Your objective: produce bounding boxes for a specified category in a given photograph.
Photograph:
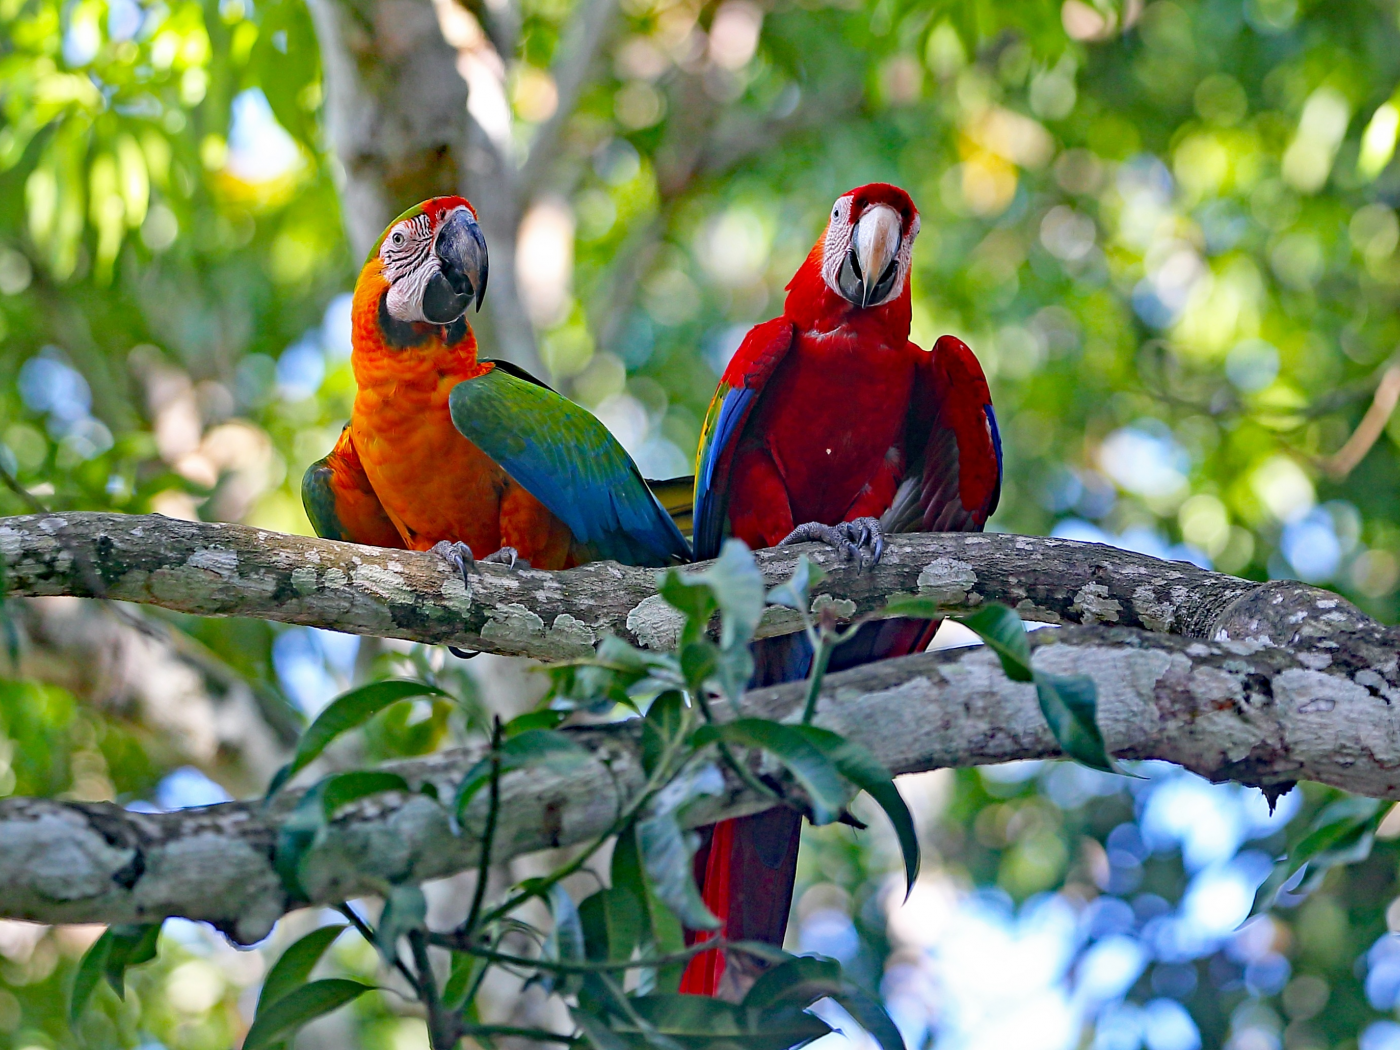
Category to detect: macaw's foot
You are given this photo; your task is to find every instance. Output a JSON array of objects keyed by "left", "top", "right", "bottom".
[
  {"left": 779, "top": 516, "right": 884, "bottom": 569},
  {"left": 480, "top": 546, "right": 530, "bottom": 569},
  {"left": 431, "top": 540, "right": 477, "bottom": 587},
  {"left": 431, "top": 541, "right": 481, "bottom": 660}
]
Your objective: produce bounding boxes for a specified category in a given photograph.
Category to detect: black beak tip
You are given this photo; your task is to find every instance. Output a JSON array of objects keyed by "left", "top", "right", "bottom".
[{"left": 434, "top": 209, "right": 489, "bottom": 310}]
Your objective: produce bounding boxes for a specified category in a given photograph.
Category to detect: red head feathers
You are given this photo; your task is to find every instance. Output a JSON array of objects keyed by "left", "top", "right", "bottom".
[
  {"left": 370, "top": 195, "right": 489, "bottom": 324},
  {"left": 783, "top": 182, "right": 921, "bottom": 336}
]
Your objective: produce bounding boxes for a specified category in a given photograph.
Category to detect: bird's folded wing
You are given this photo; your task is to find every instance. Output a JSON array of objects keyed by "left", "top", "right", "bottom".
[
  {"left": 692, "top": 318, "right": 795, "bottom": 560},
  {"left": 884, "top": 334, "right": 1002, "bottom": 535},
  {"left": 449, "top": 362, "right": 691, "bottom": 567}
]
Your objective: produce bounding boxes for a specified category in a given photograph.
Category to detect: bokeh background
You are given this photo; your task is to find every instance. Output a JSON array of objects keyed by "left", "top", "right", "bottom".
[{"left": 3, "top": 0, "right": 1400, "bottom": 1046}]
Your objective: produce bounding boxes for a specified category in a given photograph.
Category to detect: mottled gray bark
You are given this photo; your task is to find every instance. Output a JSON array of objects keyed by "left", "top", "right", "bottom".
[
  {"left": 2, "top": 510, "right": 1400, "bottom": 934},
  {"left": 2, "top": 511, "right": 1282, "bottom": 658}
]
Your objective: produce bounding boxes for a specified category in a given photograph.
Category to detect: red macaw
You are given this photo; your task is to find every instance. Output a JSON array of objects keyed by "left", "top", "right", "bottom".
[
  {"left": 681, "top": 183, "right": 1002, "bottom": 998},
  {"left": 302, "top": 196, "right": 690, "bottom": 576}
]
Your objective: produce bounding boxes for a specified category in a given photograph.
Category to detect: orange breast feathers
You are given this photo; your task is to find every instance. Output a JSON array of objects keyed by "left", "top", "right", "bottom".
[
  {"left": 346, "top": 259, "right": 576, "bottom": 568},
  {"left": 320, "top": 426, "right": 407, "bottom": 549}
]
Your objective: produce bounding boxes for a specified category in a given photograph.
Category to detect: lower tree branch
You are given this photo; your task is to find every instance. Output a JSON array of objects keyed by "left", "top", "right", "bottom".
[{"left": 2, "top": 596, "right": 1398, "bottom": 935}]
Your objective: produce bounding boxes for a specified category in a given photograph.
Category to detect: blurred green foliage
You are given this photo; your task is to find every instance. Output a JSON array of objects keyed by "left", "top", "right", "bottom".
[{"left": 3, "top": 0, "right": 1400, "bottom": 1044}]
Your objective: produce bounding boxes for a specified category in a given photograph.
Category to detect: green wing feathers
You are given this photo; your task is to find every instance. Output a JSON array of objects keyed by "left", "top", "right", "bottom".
[{"left": 448, "top": 363, "right": 691, "bottom": 567}]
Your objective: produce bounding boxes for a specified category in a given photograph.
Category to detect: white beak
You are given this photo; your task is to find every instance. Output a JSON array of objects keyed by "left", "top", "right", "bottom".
[{"left": 854, "top": 204, "right": 902, "bottom": 291}]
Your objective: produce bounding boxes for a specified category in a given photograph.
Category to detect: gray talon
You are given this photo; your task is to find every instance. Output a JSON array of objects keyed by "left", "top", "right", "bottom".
[
  {"left": 778, "top": 517, "right": 884, "bottom": 570},
  {"left": 481, "top": 546, "right": 528, "bottom": 569},
  {"left": 431, "top": 539, "right": 477, "bottom": 587},
  {"left": 432, "top": 541, "right": 482, "bottom": 659}
]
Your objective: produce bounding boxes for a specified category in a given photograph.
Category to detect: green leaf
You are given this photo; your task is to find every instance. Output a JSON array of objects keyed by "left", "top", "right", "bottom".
[
  {"left": 658, "top": 571, "right": 719, "bottom": 646},
  {"left": 551, "top": 884, "right": 587, "bottom": 962},
  {"left": 70, "top": 922, "right": 169, "bottom": 1019},
  {"left": 742, "top": 955, "right": 842, "bottom": 1010},
  {"left": 637, "top": 765, "right": 725, "bottom": 931},
  {"left": 273, "top": 785, "right": 332, "bottom": 899},
  {"left": 1252, "top": 797, "right": 1385, "bottom": 915},
  {"left": 579, "top": 886, "right": 646, "bottom": 964},
  {"left": 693, "top": 719, "right": 848, "bottom": 825},
  {"left": 250, "top": 0, "right": 321, "bottom": 147},
  {"left": 827, "top": 982, "right": 906, "bottom": 1050},
  {"left": 377, "top": 884, "right": 427, "bottom": 967},
  {"left": 642, "top": 691, "right": 688, "bottom": 777},
  {"left": 544, "top": 884, "right": 587, "bottom": 996},
  {"left": 70, "top": 928, "right": 114, "bottom": 1022},
  {"left": 505, "top": 709, "right": 568, "bottom": 736},
  {"left": 1034, "top": 673, "right": 1115, "bottom": 773},
  {"left": 766, "top": 556, "right": 826, "bottom": 611},
  {"left": 455, "top": 728, "right": 591, "bottom": 817},
  {"left": 572, "top": 1007, "right": 634, "bottom": 1050},
  {"left": 787, "top": 725, "right": 920, "bottom": 895},
  {"left": 242, "top": 979, "right": 375, "bottom": 1050},
  {"left": 257, "top": 925, "right": 346, "bottom": 1015},
  {"left": 741, "top": 956, "right": 905, "bottom": 1050},
  {"left": 443, "top": 950, "right": 485, "bottom": 1011},
  {"left": 318, "top": 771, "right": 411, "bottom": 820},
  {"left": 644, "top": 884, "right": 687, "bottom": 995},
  {"left": 954, "top": 604, "right": 1034, "bottom": 682},
  {"left": 104, "top": 923, "right": 162, "bottom": 998},
  {"left": 660, "top": 540, "right": 765, "bottom": 651},
  {"left": 611, "top": 824, "right": 651, "bottom": 928},
  {"left": 678, "top": 641, "right": 718, "bottom": 698},
  {"left": 267, "top": 680, "right": 448, "bottom": 796},
  {"left": 879, "top": 596, "right": 948, "bottom": 617},
  {"left": 696, "top": 540, "right": 767, "bottom": 650},
  {"left": 548, "top": 637, "right": 683, "bottom": 711},
  {"left": 712, "top": 640, "right": 756, "bottom": 707},
  {"left": 616, "top": 993, "right": 832, "bottom": 1050},
  {"left": 897, "top": 603, "right": 1115, "bottom": 774}
]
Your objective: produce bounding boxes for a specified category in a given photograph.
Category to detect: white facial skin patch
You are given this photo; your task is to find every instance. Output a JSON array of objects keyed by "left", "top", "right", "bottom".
[
  {"left": 819, "top": 194, "right": 920, "bottom": 308},
  {"left": 380, "top": 211, "right": 441, "bottom": 323}
]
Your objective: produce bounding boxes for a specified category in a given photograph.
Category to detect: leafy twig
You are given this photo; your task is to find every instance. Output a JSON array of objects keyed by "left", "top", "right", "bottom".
[
  {"left": 459, "top": 717, "right": 504, "bottom": 942},
  {"left": 472, "top": 701, "right": 696, "bottom": 929},
  {"left": 336, "top": 903, "right": 421, "bottom": 993}
]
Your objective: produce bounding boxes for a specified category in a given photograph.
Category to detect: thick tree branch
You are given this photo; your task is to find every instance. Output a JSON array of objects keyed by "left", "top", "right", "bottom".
[
  {"left": 1, "top": 511, "right": 1271, "bottom": 659},
  {"left": 2, "top": 600, "right": 1398, "bottom": 936}
]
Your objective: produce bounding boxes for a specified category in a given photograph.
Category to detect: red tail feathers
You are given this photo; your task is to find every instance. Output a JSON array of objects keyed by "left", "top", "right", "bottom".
[{"left": 680, "top": 818, "right": 735, "bottom": 995}]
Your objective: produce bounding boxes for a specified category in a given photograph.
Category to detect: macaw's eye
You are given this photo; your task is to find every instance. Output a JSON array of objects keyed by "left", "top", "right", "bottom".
[{"left": 391, "top": 231, "right": 406, "bottom": 246}]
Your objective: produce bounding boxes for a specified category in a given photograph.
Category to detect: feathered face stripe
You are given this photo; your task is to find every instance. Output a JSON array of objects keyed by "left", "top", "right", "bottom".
[{"left": 381, "top": 211, "right": 444, "bottom": 323}]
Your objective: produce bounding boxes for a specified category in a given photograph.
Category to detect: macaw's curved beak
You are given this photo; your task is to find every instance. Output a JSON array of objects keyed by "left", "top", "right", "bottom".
[
  {"left": 837, "top": 204, "right": 902, "bottom": 308},
  {"left": 422, "top": 208, "right": 489, "bottom": 323}
]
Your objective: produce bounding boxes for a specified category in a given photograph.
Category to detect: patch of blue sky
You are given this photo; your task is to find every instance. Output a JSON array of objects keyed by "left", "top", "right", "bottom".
[
  {"left": 273, "top": 626, "right": 358, "bottom": 714},
  {"left": 225, "top": 89, "right": 302, "bottom": 184}
]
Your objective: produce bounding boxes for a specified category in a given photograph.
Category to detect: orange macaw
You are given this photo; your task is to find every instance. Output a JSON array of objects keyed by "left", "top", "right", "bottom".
[{"left": 303, "top": 197, "right": 689, "bottom": 575}]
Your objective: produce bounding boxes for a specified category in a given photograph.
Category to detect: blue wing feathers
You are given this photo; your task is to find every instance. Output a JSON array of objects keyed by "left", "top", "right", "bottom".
[
  {"left": 691, "top": 320, "right": 794, "bottom": 562},
  {"left": 692, "top": 386, "right": 754, "bottom": 561},
  {"left": 984, "top": 403, "right": 1003, "bottom": 517}
]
